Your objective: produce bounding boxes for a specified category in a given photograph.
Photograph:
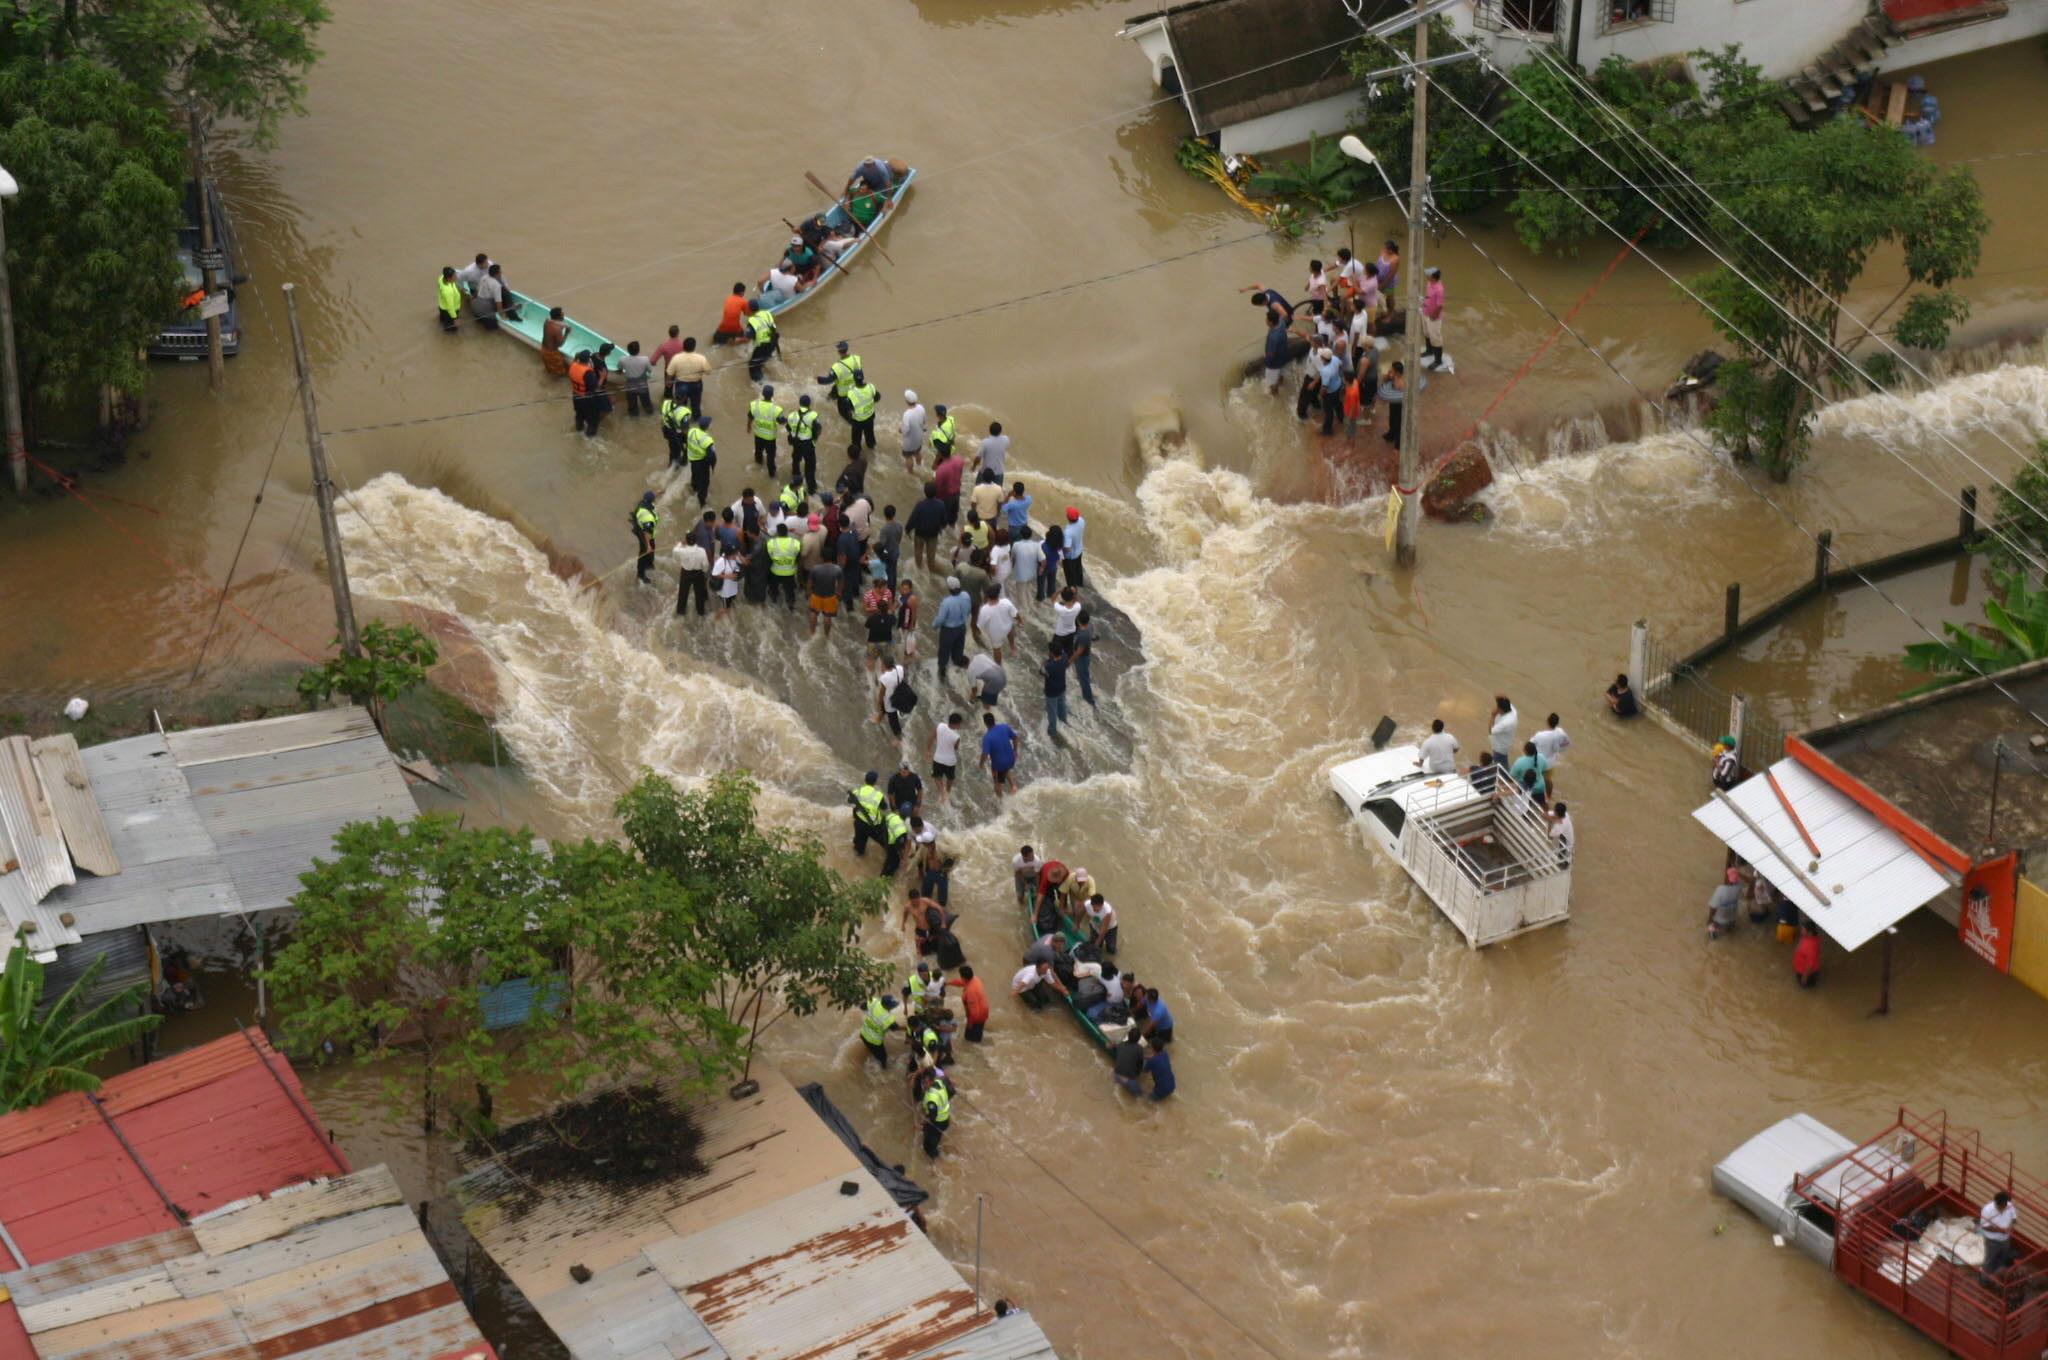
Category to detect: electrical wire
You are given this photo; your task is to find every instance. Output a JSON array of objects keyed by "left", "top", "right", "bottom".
[
  {"left": 189, "top": 395, "right": 300, "bottom": 683},
  {"left": 1420, "top": 71, "right": 2048, "bottom": 583}
]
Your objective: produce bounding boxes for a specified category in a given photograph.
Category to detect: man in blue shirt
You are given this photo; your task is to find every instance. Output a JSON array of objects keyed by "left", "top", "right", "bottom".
[
  {"left": 980, "top": 711, "right": 1021, "bottom": 800},
  {"left": 1061, "top": 508, "right": 1086, "bottom": 590},
  {"left": 933, "top": 577, "right": 972, "bottom": 683},
  {"left": 1003, "top": 483, "right": 1033, "bottom": 534},
  {"left": 1261, "top": 312, "right": 1292, "bottom": 392},
  {"left": 1138, "top": 987, "right": 1174, "bottom": 1045},
  {"left": 1317, "top": 348, "right": 1345, "bottom": 437},
  {"left": 1115, "top": 1034, "right": 1176, "bottom": 1101}
]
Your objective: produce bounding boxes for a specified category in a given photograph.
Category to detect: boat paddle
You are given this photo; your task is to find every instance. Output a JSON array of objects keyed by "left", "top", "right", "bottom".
[
  {"left": 782, "top": 216, "right": 858, "bottom": 291},
  {"left": 805, "top": 169, "right": 897, "bottom": 267}
]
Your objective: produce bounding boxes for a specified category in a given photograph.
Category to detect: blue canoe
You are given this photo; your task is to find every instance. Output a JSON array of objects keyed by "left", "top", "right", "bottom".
[
  {"left": 491, "top": 286, "right": 628, "bottom": 373},
  {"left": 759, "top": 167, "right": 916, "bottom": 318}
]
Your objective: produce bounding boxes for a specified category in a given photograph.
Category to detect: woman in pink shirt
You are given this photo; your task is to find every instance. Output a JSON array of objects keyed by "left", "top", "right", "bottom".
[{"left": 1420, "top": 266, "right": 1446, "bottom": 370}]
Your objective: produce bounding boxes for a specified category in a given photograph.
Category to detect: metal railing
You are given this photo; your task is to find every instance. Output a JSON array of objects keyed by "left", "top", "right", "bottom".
[
  {"left": 1597, "top": 0, "right": 1675, "bottom": 35},
  {"left": 1639, "top": 625, "right": 1785, "bottom": 780},
  {"left": 1405, "top": 779, "right": 1560, "bottom": 893}
]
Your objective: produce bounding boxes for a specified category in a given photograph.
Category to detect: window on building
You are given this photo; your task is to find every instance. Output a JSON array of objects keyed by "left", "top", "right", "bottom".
[
  {"left": 1599, "top": 0, "right": 1675, "bottom": 33},
  {"left": 1471, "top": 0, "right": 1560, "bottom": 33}
]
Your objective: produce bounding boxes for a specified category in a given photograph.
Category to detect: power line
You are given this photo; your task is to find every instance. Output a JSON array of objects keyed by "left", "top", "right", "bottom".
[
  {"left": 189, "top": 395, "right": 300, "bottom": 683},
  {"left": 1422, "top": 71, "right": 2048, "bottom": 583}
]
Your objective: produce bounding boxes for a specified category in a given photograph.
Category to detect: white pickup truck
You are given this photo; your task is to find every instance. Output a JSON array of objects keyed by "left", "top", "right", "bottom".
[
  {"left": 1713, "top": 1114, "right": 1913, "bottom": 1268},
  {"left": 1329, "top": 745, "right": 1571, "bottom": 947}
]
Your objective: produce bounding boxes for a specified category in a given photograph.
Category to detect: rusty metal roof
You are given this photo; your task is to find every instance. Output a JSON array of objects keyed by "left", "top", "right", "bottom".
[
  {"left": 451, "top": 1066, "right": 1057, "bottom": 1360},
  {"left": 0, "top": 1165, "right": 494, "bottom": 1360}
]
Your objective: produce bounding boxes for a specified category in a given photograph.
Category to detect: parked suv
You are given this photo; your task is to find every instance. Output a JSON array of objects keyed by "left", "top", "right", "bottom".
[{"left": 149, "top": 180, "right": 242, "bottom": 359}]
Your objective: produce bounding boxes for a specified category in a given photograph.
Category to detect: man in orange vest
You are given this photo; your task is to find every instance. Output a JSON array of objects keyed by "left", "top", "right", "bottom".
[{"left": 569, "top": 350, "right": 608, "bottom": 437}]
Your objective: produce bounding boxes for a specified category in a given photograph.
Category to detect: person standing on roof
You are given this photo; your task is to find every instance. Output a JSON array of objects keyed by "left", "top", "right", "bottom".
[
  {"left": 436, "top": 266, "right": 463, "bottom": 332},
  {"left": 685, "top": 415, "right": 717, "bottom": 507},
  {"left": 899, "top": 390, "right": 926, "bottom": 471},
  {"left": 748, "top": 385, "right": 786, "bottom": 478},
  {"left": 630, "top": 492, "right": 658, "bottom": 586},
  {"left": 713, "top": 282, "right": 748, "bottom": 345},
  {"left": 857, "top": 994, "right": 904, "bottom": 1068},
  {"left": 743, "top": 300, "right": 779, "bottom": 381},
  {"left": 845, "top": 368, "right": 880, "bottom": 457},
  {"left": 817, "top": 339, "right": 864, "bottom": 423},
  {"left": 1416, "top": 718, "right": 1459, "bottom": 775}
]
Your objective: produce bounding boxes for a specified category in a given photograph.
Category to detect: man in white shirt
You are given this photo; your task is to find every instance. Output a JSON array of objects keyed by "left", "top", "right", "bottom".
[
  {"left": 1547, "top": 803, "right": 1575, "bottom": 866},
  {"left": 455, "top": 253, "right": 491, "bottom": 291},
  {"left": 1416, "top": 718, "right": 1460, "bottom": 775},
  {"left": 976, "top": 423, "right": 1011, "bottom": 481},
  {"left": 1531, "top": 712, "right": 1570, "bottom": 792},
  {"left": 875, "top": 658, "right": 908, "bottom": 735},
  {"left": 1012, "top": 845, "right": 1043, "bottom": 908},
  {"left": 1489, "top": 695, "right": 1518, "bottom": 762},
  {"left": 1082, "top": 893, "right": 1119, "bottom": 955},
  {"left": 1010, "top": 960, "right": 1067, "bottom": 1011},
  {"left": 929, "top": 713, "right": 964, "bottom": 805},
  {"left": 975, "top": 588, "right": 1019, "bottom": 664},
  {"left": 900, "top": 391, "right": 926, "bottom": 469},
  {"left": 1008, "top": 529, "right": 1044, "bottom": 603},
  {"left": 1981, "top": 1191, "right": 2019, "bottom": 1275},
  {"left": 672, "top": 537, "right": 709, "bottom": 618},
  {"left": 1051, "top": 587, "right": 1082, "bottom": 654}
]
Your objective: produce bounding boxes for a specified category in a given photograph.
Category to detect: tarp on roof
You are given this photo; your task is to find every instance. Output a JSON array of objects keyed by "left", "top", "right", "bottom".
[
  {"left": 1693, "top": 757, "right": 1956, "bottom": 951},
  {"left": 797, "top": 1081, "right": 929, "bottom": 1211}
]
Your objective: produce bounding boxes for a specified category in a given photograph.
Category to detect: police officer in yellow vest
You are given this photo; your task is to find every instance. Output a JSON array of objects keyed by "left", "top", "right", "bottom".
[
  {"left": 816, "top": 339, "right": 864, "bottom": 423},
  {"left": 919, "top": 1070, "right": 953, "bottom": 1158},
  {"left": 748, "top": 385, "right": 786, "bottom": 478},
  {"left": 777, "top": 481, "right": 804, "bottom": 517},
  {"left": 904, "top": 958, "right": 945, "bottom": 1009},
  {"left": 845, "top": 368, "right": 880, "bottom": 457},
  {"left": 685, "top": 414, "right": 717, "bottom": 507},
  {"left": 744, "top": 304, "right": 779, "bottom": 381},
  {"left": 848, "top": 769, "right": 887, "bottom": 856},
  {"left": 630, "top": 491, "right": 659, "bottom": 585},
  {"left": 929, "top": 404, "right": 957, "bottom": 462},
  {"left": 879, "top": 802, "right": 911, "bottom": 878},
  {"left": 764, "top": 522, "right": 801, "bottom": 610},
  {"left": 660, "top": 391, "right": 693, "bottom": 470},
  {"left": 436, "top": 266, "right": 462, "bottom": 332},
  {"left": 788, "top": 394, "right": 822, "bottom": 495},
  {"left": 856, "top": 994, "right": 903, "bottom": 1068}
]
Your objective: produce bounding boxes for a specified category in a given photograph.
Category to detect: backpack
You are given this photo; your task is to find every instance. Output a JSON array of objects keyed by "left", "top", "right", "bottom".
[{"left": 891, "top": 676, "right": 920, "bottom": 714}]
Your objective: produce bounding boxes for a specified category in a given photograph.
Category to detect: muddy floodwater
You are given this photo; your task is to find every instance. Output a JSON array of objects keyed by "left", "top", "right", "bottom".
[{"left": 10, "top": 5, "right": 2048, "bottom": 1357}]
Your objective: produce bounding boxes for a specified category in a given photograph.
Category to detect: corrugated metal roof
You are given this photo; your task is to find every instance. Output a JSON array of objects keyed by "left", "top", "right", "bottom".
[
  {"left": 0, "top": 1165, "right": 495, "bottom": 1360},
  {"left": 0, "top": 735, "right": 80, "bottom": 963},
  {"left": 0, "top": 1030, "right": 352, "bottom": 1360},
  {"left": 27, "top": 736, "right": 116, "bottom": 878},
  {"left": 35, "top": 926, "right": 153, "bottom": 1017},
  {"left": 905, "top": 1311, "right": 1059, "bottom": 1360},
  {"left": 452, "top": 1066, "right": 1056, "bottom": 1360},
  {"left": 1693, "top": 757, "right": 1956, "bottom": 951},
  {"left": 6, "top": 708, "right": 415, "bottom": 970}
]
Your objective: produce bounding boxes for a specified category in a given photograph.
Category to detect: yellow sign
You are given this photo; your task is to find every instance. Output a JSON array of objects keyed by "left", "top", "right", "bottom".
[{"left": 1385, "top": 487, "right": 1403, "bottom": 554}]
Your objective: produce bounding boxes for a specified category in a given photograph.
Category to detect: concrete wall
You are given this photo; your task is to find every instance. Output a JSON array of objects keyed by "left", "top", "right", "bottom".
[
  {"left": 1217, "top": 92, "right": 1361, "bottom": 156},
  {"left": 2014, "top": 875, "right": 2048, "bottom": 998}
]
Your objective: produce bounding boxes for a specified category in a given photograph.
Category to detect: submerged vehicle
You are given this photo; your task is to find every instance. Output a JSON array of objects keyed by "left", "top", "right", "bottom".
[
  {"left": 1329, "top": 744, "right": 1571, "bottom": 947},
  {"left": 150, "top": 180, "right": 242, "bottom": 360},
  {"left": 1716, "top": 1109, "right": 2047, "bottom": 1358}
]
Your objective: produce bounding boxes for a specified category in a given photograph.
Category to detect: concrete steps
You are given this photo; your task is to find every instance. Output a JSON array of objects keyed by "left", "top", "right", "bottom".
[{"left": 1782, "top": 14, "right": 1899, "bottom": 127}]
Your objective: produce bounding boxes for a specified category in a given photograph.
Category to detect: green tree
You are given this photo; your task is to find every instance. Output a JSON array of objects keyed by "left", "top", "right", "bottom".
[
  {"left": 1345, "top": 17, "right": 1509, "bottom": 216},
  {"left": 1901, "top": 573, "right": 2048, "bottom": 695},
  {"left": 0, "top": 58, "right": 184, "bottom": 427},
  {"left": 1685, "top": 89, "right": 1986, "bottom": 479},
  {"left": 616, "top": 771, "right": 892, "bottom": 1083},
  {"left": 1978, "top": 439, "right": 2048, "bottom": 576},
  {"left": 0, "top": 928, "right": 161, "bottom": 1112},
  {"left": 0, "top": 0, "right": 330, "bottom": 143},
  {"left": 296, "top": 620, "right": 439, "bottom": 729},
  {"left": 266, "top": 815, "right": 741, "bottom": 1139}
]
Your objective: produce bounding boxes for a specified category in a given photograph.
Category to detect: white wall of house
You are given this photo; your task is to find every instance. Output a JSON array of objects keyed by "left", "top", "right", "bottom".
[
  {"left": 1218, "top": 93, "right": 1360, "bottom": 156},
  {"left": 1452, "top": 0, "right": 2048, "bottom": 83}
]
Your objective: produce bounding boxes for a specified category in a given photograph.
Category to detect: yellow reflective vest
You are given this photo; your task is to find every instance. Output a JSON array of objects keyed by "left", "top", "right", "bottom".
[
  {"left": 633, "top": 506, "right": 658, "bottom": 536},
  {"left": 750, "top": 399, "right": 785, "bottom": 441},
  {"left": 858, "top": 998, "right": 896, "bottom": 1045},
  {"left": 830, "top": 355, "right": 863, "bottom": 395},
  {"left": 922, "top": 1081, "right": 951, "bottom": 1123},
  {"left": 766, "top": 534, "right": 801, "bottom": 576},
  {"left": 848, "top": 384, "right": 879, "bottom": 422},
  {"left": 437, "top": 277, "right": 462, "bottom": 319},
  {"left": 746, "top": 310, "right": 777, "bottom": 346},
  {"left": 789, "top": 408, "right": 820, "bottom": 443},
  {"left": 661, "top": 398, "right": 693, "bottom": 433},
  {"left": 851, "top": 783, "right": 885, "bottom": 823},
  {"left": 931, "top": 414, "right": 956, "bottom": 451},
  {"left": 686, "top": 427, "right": 716, "bottom": 462}
]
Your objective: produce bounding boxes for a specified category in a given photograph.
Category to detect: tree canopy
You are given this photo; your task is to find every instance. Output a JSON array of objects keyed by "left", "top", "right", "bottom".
[
  {"left": 0, "top": 58, "right": 185, "bottom": 421},
  {"left": 0, "top": 0, "right": 329, "bottom": 142},
  {"left": 616, "top": 770, "right": 892, "bottom": 1080},
  {"left": 0, "top": 928, "right": 161, "bottom": 1113}
]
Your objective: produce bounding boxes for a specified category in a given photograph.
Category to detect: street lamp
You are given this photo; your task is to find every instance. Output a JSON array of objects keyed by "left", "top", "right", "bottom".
[
  {"left": 1339, "top": 135, "right": 1408, "bottom": 220},
  {"left": 0, "top": 164, "right": 24, "bottom": 493}
]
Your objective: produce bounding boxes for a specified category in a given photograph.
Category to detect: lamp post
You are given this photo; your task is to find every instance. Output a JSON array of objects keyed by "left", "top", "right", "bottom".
[
  {"left": 0, "top": 164, "right": 24, "bottom": 493},
  {"left": 1338, "top": 136, "right": 1405, "bottom": 219}
]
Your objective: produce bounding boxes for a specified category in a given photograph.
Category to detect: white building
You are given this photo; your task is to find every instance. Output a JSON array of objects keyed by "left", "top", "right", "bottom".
[
  {"left": 1121, "top": 0, "right": 2047, "bottom": 156},
  {"left": 1459, "top": 0, "right": 2047, "bottom": 83}
]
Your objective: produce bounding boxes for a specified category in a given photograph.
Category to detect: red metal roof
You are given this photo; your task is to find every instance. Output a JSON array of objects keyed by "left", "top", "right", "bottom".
[{"left": 0, "top": 1028, "right": 349, "bottom": 1360}]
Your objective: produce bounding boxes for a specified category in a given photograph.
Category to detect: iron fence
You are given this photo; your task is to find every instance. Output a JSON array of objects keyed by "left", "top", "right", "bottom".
[{"left": 1640, "top": 625, "right": 1785, "bottom": 779}]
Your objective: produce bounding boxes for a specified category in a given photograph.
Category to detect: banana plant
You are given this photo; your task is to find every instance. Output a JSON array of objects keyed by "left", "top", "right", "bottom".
[
  {"left": 0, "top": 930, "right": 160, "bottom": 1113},
  {"left": 1901, "top": 572, "right": 2048, "bottom": 695}
]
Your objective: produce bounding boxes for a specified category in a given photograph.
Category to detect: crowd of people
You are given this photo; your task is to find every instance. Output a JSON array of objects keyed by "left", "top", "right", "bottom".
[
  {"left": 852, "top": 829, "right": 1178, "bottom": 1158},
  {"left": 1245, "top": 240, "right": 1452, "bottom": 441},
  {"left": 1412, "top": 694, "right": 1577, "bottom": 862}
]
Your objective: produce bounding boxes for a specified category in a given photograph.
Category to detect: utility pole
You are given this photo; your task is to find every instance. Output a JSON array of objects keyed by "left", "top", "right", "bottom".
[
  {"left": 1395, "top": 0, "right": 1429, "bottom": 568},
  {"left": 187, "top": 102, "right": 225, "bottom": 391},
  {"left": 0, "top": 165, "right": 24, "bottom": 493},
  {"left": 283, "top": 283, "right": 360, "bottom": 659}
]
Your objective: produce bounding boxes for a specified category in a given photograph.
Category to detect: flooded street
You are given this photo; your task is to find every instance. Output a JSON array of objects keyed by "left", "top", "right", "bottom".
[{"left": 9, "top": 4, "right": 2048, "bottom": 1357}]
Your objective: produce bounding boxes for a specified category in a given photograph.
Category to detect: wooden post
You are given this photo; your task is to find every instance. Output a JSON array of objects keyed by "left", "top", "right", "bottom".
[
  {"left": 1814, "top": 529, "right": 1833, "bottom": 589},
  {"left": 1729, "top": 693, "right": 1748, "bottom": 773},
  {"left": 1960, "top": 485, "right": 1978, "bottom": 543},
  {"left": 1723, "top": 583, "right": 1741, "bottom": 642},
  {"left": 1875, "top": 928, "right": 1894, "bottom": 1017}
]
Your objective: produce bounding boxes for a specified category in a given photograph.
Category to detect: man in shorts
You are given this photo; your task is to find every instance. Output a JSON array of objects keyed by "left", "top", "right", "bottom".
[
  {"left": 980, "top": 711, "right": 1021, "bottom": 799},
  {"left": 929, "top": 713, "right": 964, "bottom": 806},
  {"left": 966, "top": 652, "right": 1005, "bottom": 709},
  {"left": 808, "top": 559, "right": 842, "bottom": 637},
  {"left": 974, "top": 585, "right": 1019, "bottom": 664},
  {"left": 862, "top": 574, "right": 896, "bottom": 674}
]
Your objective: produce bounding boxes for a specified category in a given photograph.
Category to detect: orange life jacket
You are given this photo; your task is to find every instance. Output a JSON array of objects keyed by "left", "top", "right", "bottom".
[
  {"left": 568, "top": 360, "right": 594, "bottom": 393},
  {"left": 182, "top": 288, "right": 207, "bottom": 310}
]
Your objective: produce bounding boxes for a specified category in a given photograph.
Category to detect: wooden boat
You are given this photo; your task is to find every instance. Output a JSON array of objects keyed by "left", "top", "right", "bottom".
[
  {"left": 760, "top": 166, "right": 916, "bottom": 319},
  {"left": 1019, "top": 891, "right": 1128, "bottom": 1051},
  {"left": 493, "top": 286, "right": 629, "bottom": 373}
]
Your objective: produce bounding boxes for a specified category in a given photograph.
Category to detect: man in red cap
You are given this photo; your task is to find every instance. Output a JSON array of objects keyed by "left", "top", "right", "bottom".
[{"left": 1061, "top": 506, "right": 1086, "bottom": 590}]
